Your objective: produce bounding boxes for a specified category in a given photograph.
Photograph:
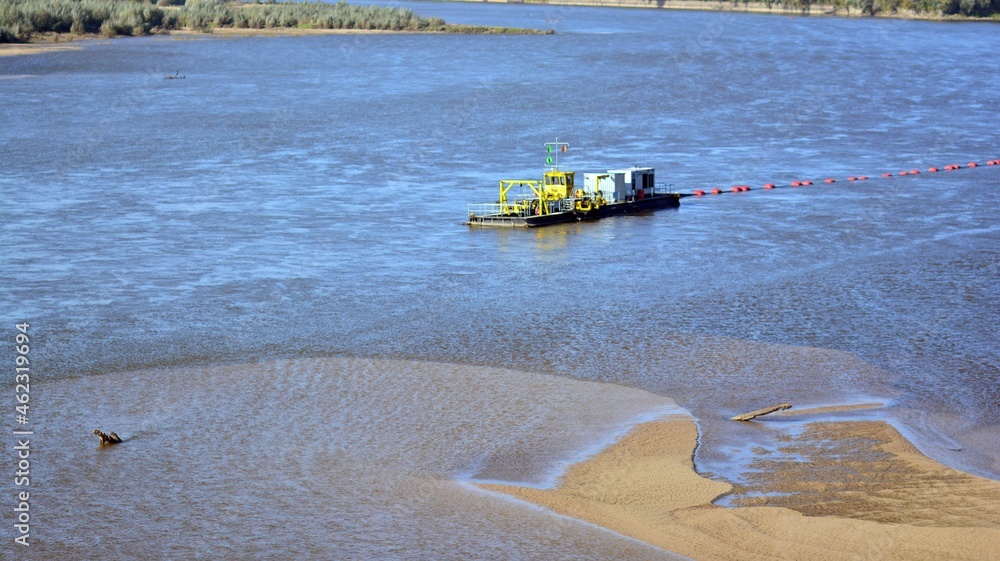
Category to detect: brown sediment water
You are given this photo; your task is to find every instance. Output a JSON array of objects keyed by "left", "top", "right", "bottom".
[
  {"left": 29, "top": 357, "right": 687, "bottom": 559},
  {"left": 31, "top": 353, "right": 995, "bottom": 559}
]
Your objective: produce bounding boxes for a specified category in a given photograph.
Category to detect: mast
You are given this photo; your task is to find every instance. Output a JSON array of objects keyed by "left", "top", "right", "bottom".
[{"left": 544, "top": 138, "right": 569, "bottom": 170}]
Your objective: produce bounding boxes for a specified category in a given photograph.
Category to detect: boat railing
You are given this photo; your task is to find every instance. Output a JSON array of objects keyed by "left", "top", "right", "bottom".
[
  {"left": 469, "top": 203, "right": 539, "bottom": 218},
  {"left": 469, "top": 196, "right": 572, "bottom": 219},
  {"left": 468, "top": 203, "right": 506, "bottom": 217}
]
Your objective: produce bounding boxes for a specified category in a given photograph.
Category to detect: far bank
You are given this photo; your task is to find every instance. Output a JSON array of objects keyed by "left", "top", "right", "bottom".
[{"left": 468, "top": 0, "right": 1000, "bottom": 20}]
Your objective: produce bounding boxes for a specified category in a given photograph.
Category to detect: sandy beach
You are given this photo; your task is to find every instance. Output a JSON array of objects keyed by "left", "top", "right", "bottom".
[
  {"left": 0, "top": 27, "right": 427, "bottom": 58},
  {"left": 479, "top": 417, "right": 1000, "bottom": 560},
  {"left": 0, "top": 41, "right": 84, "bottom": 57},
  {"left": 0, "top": 23, "right": 547, "bottom": 58}
]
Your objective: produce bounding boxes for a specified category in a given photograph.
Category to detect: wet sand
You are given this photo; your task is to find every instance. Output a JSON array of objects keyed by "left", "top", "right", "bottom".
[
  {"left": 0, "top": 42, "right": 83, "bottom": 57},
  {"left": 479, "top": 417, "right": 1000, "bottom": 560},
  {"left": 0, "top": 25, "right": 534, "bottom": 58},
  {"left": 0, "top": 28, "right": 431, "bottom": 58}
]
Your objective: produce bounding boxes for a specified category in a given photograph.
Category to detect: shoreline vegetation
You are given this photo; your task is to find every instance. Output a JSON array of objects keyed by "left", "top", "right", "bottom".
[
  {"left": 477, "top": 0, "right": 1000, "bottom": 19},
  {"left": 0, "top": 0, "right": 549, "bottom": 47}
]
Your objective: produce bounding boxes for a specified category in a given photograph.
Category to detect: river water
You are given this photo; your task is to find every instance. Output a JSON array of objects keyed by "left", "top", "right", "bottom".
[{"left": 1, "top": 2, "right": 998, "bottom": 558}]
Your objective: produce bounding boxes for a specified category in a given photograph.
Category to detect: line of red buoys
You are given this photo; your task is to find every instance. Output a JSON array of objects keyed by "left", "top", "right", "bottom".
[{"left": 691, "top": 157, "right": 995, "bottom": 198}]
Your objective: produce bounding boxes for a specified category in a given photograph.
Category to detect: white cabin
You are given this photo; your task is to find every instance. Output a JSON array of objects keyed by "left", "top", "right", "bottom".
[{"left": 583, "top": 167, "right": 655, "bottom": 202}]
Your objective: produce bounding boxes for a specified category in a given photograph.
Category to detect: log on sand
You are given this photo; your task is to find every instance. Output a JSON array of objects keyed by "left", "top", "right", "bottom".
[{"left": 731, "top": 403, "right": 792, "bottom": 421}]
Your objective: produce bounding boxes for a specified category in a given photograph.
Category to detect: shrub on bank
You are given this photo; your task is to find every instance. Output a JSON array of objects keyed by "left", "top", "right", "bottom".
[
  {"left": 726, "top": 0, "right": 999, "bottom": 16},
  {"left": 181, "top": 1, "right": 433, "bottom": 31},
  {"left": 0, "top": 0, "right": 535, "bottom": 43},
  {"left": 0, "top": 0, "right": 175, "bottom": 42}
]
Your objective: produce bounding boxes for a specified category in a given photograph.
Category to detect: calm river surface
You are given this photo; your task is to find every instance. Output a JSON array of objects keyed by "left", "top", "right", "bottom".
[{"left": 1, "top": 2, "right": 998, "bottom": 558}]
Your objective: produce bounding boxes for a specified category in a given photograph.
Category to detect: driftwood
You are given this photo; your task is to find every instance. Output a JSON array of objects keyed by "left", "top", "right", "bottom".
[
  {"left": 731, "top": 403, "right": 792, "bottom": 421},
  {"left": 93, "top": 429, "right": 122, "bottom": 445}
]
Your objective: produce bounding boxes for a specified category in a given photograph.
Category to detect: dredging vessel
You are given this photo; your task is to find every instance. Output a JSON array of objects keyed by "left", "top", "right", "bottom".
[{"left": 467, "top": 140, "right": 681, "bottom": 228}]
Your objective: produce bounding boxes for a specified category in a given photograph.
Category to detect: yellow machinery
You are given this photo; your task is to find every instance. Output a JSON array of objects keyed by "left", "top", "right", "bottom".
[
  {"left": 468, "top": 139, "right": 679, "bottom": 227},
  {"left": 498, "top": 170, "right": 575, "bottom": 216},
  {"left": 501, "top": 139, "right": 573, "bottom": 216},
  {"left": 498, "top": 180, "right": 538, "bottom": 215}
]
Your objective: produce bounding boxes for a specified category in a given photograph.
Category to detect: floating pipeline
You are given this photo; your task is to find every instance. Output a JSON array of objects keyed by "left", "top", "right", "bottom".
[{"left": 686, "top": 157, "right": 999, "bottom": 198}]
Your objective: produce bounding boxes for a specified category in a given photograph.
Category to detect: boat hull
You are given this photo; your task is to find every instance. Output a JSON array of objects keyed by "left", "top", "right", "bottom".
[{"left": 468, "top": 194, "right": 681, "bottom": 228}]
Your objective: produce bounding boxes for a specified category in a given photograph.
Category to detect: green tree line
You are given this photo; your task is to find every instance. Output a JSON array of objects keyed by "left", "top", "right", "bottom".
[
  {"left": 0, "top": 0, "right": 536, "bottom": 43},
  {"left": 718, "top": 0, "right": 998, "bottom": 17}
]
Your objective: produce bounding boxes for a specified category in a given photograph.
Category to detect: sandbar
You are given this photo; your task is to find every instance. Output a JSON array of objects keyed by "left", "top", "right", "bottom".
[
  {"left": 0, "top": 42, "right": 83, "bottom": 57},
  {"left": 0, "top": 25, "right": 539, "bottom": 58},
  {"left": 479, "top": 417, "right": 1000, "bottom": 560}
]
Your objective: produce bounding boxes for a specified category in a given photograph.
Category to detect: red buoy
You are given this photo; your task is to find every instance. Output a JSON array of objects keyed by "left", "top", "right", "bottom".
[
  {"left": 693, "top": 190, "right": 706, "bottom": 196},
  {"left": 791, "top": 181, "right": 801, "bottom": 187},
  {"left": 741, "top": 186, "right": 751, "bottom": 192},
  {"left": 802, "top": 180, "right": 813, "bottom": 186},
  {"left": 899, "top": 171, "right": 909, "bottom": 176},
  {"left": 763, "top": 183, "right": 776, "bottom": 189},
  {"left": 928, "top": 167, "right": 939, "bottom": 172},
  {"left": 824, "top": 178, "right": 835, "bottom": 184},
  {"left": 909, "top": 169, "right": 920, "bottom": 174},
  {"left": 987, "top": 160, "right": 997, "bottom": 165},
  {"left": 847, "top": 176, "right": 857, "bottom": 181},
  {"left": 858, "top": 176, "right": 868, "bottom": 180},
  {"left": 710, "top": 188, "right": 722, "bottom": 195},
  {"left": 882, "top": 173, "right": 892, "bottom": 177},
  {"left": 968, "top": 162, "right": 978, "bottom": 168}
]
